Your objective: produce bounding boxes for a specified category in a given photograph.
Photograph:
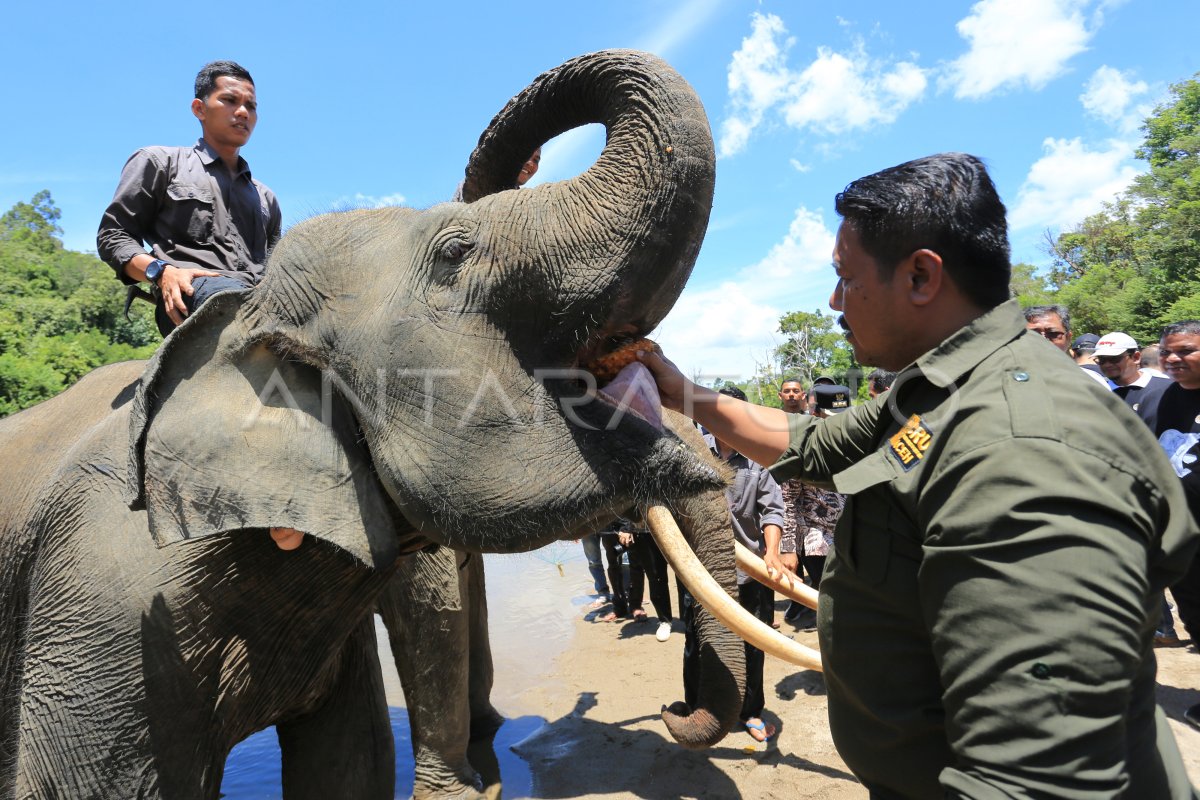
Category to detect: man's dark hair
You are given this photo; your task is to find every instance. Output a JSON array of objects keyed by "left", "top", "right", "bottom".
[
  {"left": 779, "top": 376, "right": 803, "bottom": 388},
  {"left": 195, "top": 61, "right": 254, "bottom": 100},
  {"left": 867, "top": 369, "right": 896, "bottom": 393},
  {"left": 718, "top": 385, "right": 747, "bottom": 401},
  {"left": 835, "top": 152, "right": 1011, "bottom": 310},
  {"left": 1162, "top": 320, "right": 1200, "bottom": 338},
  {"left": 1023, "top": 304, "right": 1071, "bottom": 335}
]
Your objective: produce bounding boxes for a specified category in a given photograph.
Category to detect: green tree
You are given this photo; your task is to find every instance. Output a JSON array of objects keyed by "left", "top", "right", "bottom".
[
  {"left": 0, "top": 189, "right": 63, "bottom": 255},
  {"left": 775, "top": 309, "right": 860, "bottom": 389},
  {"left": 1009, "top": 262, "right": 1054, "bottom": 308},
  {"left": 1049, "top": 73, "right": 1200, "bottom": 337},
  {"left": 0, "top": 192, "right": 158, "bottom": 417}
]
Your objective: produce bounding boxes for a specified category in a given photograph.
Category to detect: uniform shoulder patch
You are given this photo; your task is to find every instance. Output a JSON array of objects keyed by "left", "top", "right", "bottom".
[{"left": 889, "top": 414, "right": 933, "bottom": 471}]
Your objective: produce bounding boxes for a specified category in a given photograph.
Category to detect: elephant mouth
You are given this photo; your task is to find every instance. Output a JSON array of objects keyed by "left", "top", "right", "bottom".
[
  {"left": 568, "top": 333, "right": 664, "bottom": 431},
  {"left": 538, "top": 365, "right": 663, "bottom": 438},
  {"left": 593, "top": 361, "right": 663, "bottom": 430}
]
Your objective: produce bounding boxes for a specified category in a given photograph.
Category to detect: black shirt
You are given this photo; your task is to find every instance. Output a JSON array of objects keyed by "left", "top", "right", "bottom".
[{"left": 1140, "top": 383, "right": 1200, "bottom": 522}]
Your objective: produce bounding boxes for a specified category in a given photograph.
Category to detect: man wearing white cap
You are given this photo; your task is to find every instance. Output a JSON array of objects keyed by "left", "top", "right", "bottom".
[{"left": 1094, "top": 331, "right": 1171, "bottom": 412}]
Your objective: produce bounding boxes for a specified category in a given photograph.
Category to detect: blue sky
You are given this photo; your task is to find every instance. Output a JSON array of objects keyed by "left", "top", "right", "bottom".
[{"left": 3, "top": 0, "right": 1197, "bottom": 380}]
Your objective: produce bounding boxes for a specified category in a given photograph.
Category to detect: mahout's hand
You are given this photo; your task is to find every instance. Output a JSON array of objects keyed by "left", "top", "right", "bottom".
[{"left": 159, "top": 266, "right": 222, "bottom": 325}]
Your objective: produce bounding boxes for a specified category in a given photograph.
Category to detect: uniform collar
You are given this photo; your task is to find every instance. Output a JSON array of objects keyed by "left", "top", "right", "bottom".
[
  {"left": 195, "top": 138, "right": 252, "bottom": 178},
  {"left": 910, "top": 299, "right": 1025, "bottom": 389}
]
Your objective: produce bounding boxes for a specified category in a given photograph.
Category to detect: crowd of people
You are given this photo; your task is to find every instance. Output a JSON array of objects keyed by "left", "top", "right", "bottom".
[{"left": 1023, "top": 307, "right": 1200, "bottom": 673}]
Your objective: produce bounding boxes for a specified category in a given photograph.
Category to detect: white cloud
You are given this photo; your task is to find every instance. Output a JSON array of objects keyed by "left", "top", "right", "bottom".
[
  {"left": 719, "top": 13, "right": 794, "bottom": 156},
  {"left": 743, "top": 207, "right": 835, "bottom": 284},
  {"left": 332, "top": 192, "right": 407, "bottom": 210},
  {"left": 1008, "top": 136, "right": 1140, "bottom": 231},
  {"left": 789, "top": 159, "right": 812, "bottom": 173},
  {"left": 943, "top": 0, "right": 1094, "bottom": 99},
  {"left": 719, "top": 13, "right": 927, "bottom": 156},
  {"left": 653, "top": 206, "right": 837, "bottom": 379},
  {"left": 1081, "top": 65, "right": 1150, "bottom": 134},
  {"left": 653, "top": 282, "right": 784, "bottom": 381},
  {"left": 780, "top": 47, "right": 926, "bottom": 136}
]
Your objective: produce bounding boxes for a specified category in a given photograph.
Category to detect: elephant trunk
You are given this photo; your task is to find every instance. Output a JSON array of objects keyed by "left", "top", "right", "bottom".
[
  {"left": 460, "top": 49, "right": 715, "bottom": 358},
  {"left": 650, "top": 494, "right": 746, "bottom": 749}
]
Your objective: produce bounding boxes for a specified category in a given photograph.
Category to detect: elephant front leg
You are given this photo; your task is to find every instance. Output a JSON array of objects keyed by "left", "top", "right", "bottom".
[
  {"left": 465, "top": 552, "right": 503, "bottom": 742},
  {"left": 379, "top": 547, "right": 484, "bottom": 800},
  {"left": 276, "top": 615, "right": 395, "bottom": 800}
]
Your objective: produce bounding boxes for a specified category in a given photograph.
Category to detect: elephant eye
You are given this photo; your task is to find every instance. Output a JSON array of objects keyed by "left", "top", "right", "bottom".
[{"left": 440, "top": 236, "right": 474, "bottom": 263}]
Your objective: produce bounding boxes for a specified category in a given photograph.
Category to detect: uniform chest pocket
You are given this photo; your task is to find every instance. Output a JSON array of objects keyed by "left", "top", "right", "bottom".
[
  {"left": 164, "top": 182, "right": 215, "bottom": 242},
  {"left": 835, "top": 453, "right": 922, "bottom": 587}
]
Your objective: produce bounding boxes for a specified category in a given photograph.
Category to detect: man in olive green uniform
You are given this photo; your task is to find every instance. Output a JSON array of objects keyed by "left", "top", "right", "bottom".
[{"left": 638, "top": 153, "right": 1198, "bottom": 797}]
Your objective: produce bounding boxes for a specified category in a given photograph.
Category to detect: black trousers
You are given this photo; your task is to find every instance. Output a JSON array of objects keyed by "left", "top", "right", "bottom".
[
  {"left": 801, "top": 554, "right": 827, "bottom": 591},
  {"left": 600, "top": 534, "right": 628, "bottom": 616},
  {"left": 1170, "top": 550, "right": 1200, "bottom": 644},
  {"left": 627, "top": 533, "right": 672, "bottom": 622},
  {"left": 738, "top": 580, "right": 774, "bottom": 721},
  {"left": 152, "top": 275, "right": 246, "bottom": 336}
]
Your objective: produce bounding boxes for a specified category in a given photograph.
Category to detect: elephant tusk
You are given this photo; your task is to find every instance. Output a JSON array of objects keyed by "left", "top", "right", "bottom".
[
  {"left": 645, "top": 505, "right": 822, "bottom": 672},
  {"left": 734, "top": 541, "right": 820, "bottom": 611}
]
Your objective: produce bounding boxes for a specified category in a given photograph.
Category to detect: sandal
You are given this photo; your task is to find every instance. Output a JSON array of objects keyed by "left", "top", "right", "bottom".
[
  {"left": 587, "top": 597, "right": 609, "bottom": 610},
  {"left": 632, "top": 609, "right": 648, "bottom": 622},
  {"left": 597, "top": 611, "right": 618, "bottom": 622},
  {"left": 744, "top": 718, "right": 776, "bottom": 743}
]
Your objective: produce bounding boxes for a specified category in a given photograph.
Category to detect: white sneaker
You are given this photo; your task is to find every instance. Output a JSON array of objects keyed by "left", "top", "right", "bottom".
[{"left": 656, "top": 621, "right": 672, "bottom": 642}]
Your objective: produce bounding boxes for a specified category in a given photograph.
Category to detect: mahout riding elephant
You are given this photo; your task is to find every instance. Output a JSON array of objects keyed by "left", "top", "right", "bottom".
[{"left": 0, "top": 50, "right": 787, "bottom": 799}]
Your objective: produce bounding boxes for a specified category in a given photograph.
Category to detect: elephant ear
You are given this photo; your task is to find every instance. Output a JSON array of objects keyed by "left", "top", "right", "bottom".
[{"left": 126, "top": 292, "right": 408, "bottom": 570}]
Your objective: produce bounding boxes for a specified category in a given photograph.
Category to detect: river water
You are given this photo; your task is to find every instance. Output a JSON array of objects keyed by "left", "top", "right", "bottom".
[{"left": 220, "top": 545, "right": 593, "bottom": 799}]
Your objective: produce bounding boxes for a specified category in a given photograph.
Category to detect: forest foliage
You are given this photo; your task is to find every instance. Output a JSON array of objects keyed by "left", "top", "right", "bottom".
[{"left": 0, "top": 190, "right": 157, "bottom": 416}]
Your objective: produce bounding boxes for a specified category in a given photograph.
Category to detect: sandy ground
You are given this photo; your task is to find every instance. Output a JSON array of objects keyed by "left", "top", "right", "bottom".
[{"left": 480, "top": 559, "right": 1200, "bottom": 800}]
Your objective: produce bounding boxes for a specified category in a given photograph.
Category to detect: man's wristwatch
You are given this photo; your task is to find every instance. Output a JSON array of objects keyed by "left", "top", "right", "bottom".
[{"left": 144, "top": 259, "right": 169, "bottom": 285}]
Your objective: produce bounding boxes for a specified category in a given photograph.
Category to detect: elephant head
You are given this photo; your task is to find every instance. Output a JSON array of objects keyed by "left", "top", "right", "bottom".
[{"left": 127, "top": 49, "right": 720, "bottom": 565}]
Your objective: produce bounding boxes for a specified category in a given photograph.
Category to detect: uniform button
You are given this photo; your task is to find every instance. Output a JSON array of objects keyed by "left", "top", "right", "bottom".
[
  {"left": 1013, "top": 371, "right": 1030, "bottom": 382},
  {"left": 1030, "top": 662, "right": 1051, "bottom": 679}
]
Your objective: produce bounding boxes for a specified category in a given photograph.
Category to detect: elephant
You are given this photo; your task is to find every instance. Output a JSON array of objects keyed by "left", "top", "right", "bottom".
[{"left": 0, "top": 50, "right": 787, "bottom": 799}]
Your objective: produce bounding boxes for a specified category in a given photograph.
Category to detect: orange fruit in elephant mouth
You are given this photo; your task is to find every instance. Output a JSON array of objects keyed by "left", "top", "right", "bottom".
[{"left": 584, "top": 338, "right": 657, "bottom": 383}]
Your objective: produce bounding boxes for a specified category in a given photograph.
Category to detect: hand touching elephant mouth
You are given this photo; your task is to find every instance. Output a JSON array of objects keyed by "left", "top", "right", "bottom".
[{"left": 586, "top": 337, "right": 664, "bottom": 430}]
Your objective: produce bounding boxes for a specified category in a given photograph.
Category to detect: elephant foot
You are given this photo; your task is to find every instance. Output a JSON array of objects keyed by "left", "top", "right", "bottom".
[
  {"left": 467, "top": 734, "right": 502, "bottom": 800},
  {"left": 413, "top": 747, "right": 489, "bottom": 800},
  {"left": 412, "top": 778, "right": 487, "bottom": 800}
]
